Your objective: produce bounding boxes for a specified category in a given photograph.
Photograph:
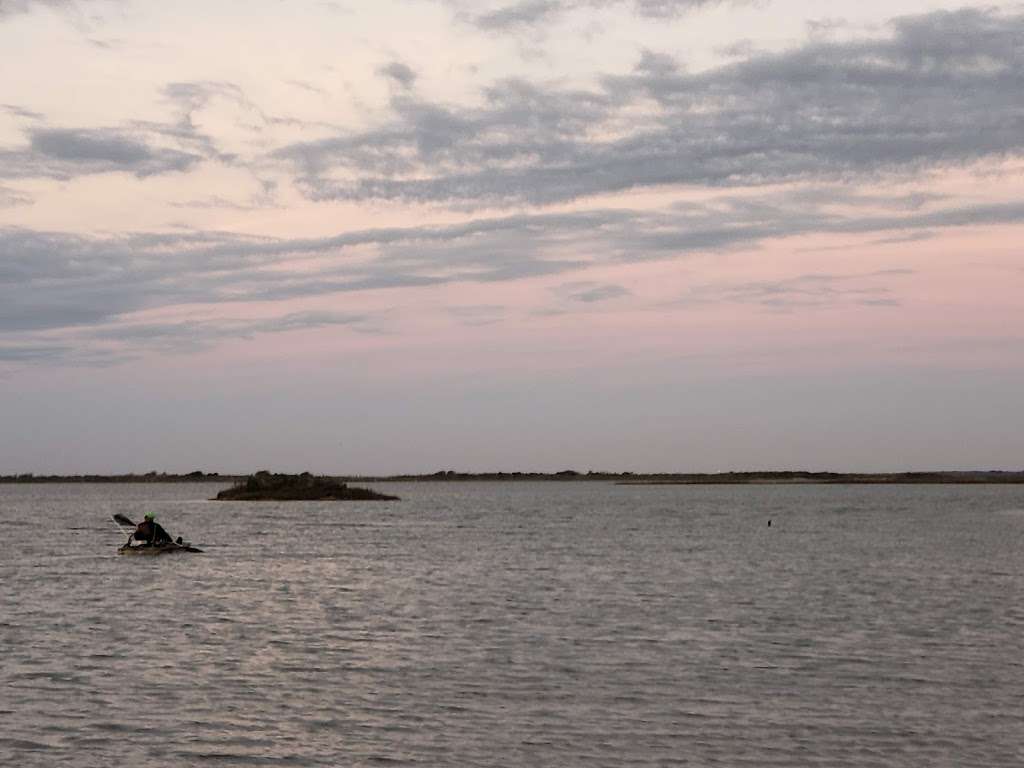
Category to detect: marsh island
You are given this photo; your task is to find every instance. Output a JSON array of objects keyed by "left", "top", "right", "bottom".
[{"left": 214, "top": 471, "right": 399, "bottom": 501}]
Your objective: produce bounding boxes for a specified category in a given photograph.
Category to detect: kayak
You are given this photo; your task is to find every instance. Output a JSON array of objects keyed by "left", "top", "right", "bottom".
[
  {"left": 118, "top": 542, "right": 203, "bottom": 556},
  {"left": 111, "top": 513, "right": 202, "bottom": 555}
]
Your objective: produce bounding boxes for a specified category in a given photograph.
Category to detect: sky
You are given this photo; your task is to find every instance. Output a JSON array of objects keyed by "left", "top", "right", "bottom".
[{"left": 1, "top": 0, "right": 1023, "bottom": 474}]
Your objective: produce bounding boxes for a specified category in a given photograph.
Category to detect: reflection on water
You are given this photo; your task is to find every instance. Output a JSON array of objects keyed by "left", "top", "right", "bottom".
[{"left": 2, "top": 481, "right": 1023, "bottom": 766}]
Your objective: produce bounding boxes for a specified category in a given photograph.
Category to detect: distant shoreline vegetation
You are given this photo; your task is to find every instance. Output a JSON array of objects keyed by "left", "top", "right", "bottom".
[
  {"left": 363, "top": 470, "right": 1024, "bottom": 484},
  {"left": 0, "top": 471, "right": 227, "bottom": 483},
  {"left": 2, "top": 470, "right": 1024, "bottom": 484}
]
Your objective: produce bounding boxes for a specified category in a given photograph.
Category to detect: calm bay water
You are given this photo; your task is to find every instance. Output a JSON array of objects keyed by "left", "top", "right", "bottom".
[{"left": 1, "top": 481, "right": 1023, "bottom": 767}]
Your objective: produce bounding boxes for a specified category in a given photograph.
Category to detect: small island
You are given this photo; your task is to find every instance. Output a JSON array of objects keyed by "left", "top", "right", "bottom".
[{"left": 214, "top": 471, "right": 399, "bottom": 501}]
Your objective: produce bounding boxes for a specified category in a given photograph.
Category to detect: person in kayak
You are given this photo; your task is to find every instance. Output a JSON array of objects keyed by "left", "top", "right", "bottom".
[{"left": 133, "top": 512, "right": 173, "bottom": 546}]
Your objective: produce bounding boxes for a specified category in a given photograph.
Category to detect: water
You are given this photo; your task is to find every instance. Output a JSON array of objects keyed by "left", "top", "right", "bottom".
[{"left": 2, "top": 481, "right": 1023, "bottom": 767}]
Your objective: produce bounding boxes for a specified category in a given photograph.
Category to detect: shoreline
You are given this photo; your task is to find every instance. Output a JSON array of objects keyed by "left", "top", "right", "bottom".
[{"left": 3, "top": 470, "right": 1024, "bottom": 484}]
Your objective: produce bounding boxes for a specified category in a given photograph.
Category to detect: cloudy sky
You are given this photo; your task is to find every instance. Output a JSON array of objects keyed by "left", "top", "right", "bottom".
[{"left": 2, "top": 0, "right": 1022, "bottom": 474}]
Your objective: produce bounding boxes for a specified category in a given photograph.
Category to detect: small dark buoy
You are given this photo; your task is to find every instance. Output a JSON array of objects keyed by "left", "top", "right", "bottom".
[{"left": 767, "top": 519, "right": 771, "bottom": 527}]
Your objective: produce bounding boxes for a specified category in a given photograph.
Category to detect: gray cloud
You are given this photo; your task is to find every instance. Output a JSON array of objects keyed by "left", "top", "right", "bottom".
[
  {"left": 32, "top": 128, "right": 194, "bottom": 172},
  {"left": 378, "top": 62, "right": 418, "bottom": 89},
  {"left": 1, "top": 188, "right": 1020, "bottom": 353},
  {"left": 628, "top": 0, "right": 720, "bottom": 19},
  {"left": 608, "top": 195, "right": 1024, "bottom": 264},
  {"left": 162, "top": 80, "right": 262, "bottom": 125},
  {"left": 136, "top": 80, "right": 347, "bottom": 182},
  {"left": 465, "top": 0, "right": 723, "bottom": 29},
  {"left": 447, "top": 304, "right": 506, "bottom": 326},
  {"left": 287, "top": 79, "right": 330, "bottom": 97},
  {"left": 86, "top": 35, "right": 122, "bottom": 49},
  {"left": 140, "top": 80, "right": 327, "bottom": 172},
  {"left": 0, "top": 0, "right": 119, "bottom": 36},
  {"left": 0, "top": 127, "right": 202, "bottom": 180},
  {"left": 1, "top": 103, "right": 44, "bottom": 120},
  {"left": 86, "top": 310, "right": 370, "bottom": 352},
  {"left": 0, "top": 343, "right": 72, "bottom": 362},
  {"left": 634, "top": 48, "right": 679, "bottom": 77},
  {"left": 0, "top": 78, "right": 311, "bottom": 183},
  {"left": 0, "top": 212, "right": 601, "bottom": 333},
  {"left": 154, "top": 81, "right": 253, "bottom": 159},
  {"left": 868, "top": 232, "right": 937, "bottom": 246},
  {"left": 0, "top": 310, "right": 374, "bottom": 367},
  {"left": 475, "top": 0, "right": 560, "bottom": 30},
  {"left": 277, "top": 8, "right": 1024, "bottom": 208},
  {"left": 171, "top": 178, "right": 279, "bottom": 211},
  {"left": 170, "top": 195, "right": 262, "bottom": 211},
  {"left": 555, "top": 281, "right": 631, "bottom": 302},
  {"left": 0, "top": 0, "right": 70, "bottom": 18},
  {"left": 675, "top": 271, "right": 913, "bottom": 311},
  {"left": 0, "top": 184, "right": 31, "bottom": 207},
  {"left": 0, "top": 341, "right": 130, "bottom": 367}
]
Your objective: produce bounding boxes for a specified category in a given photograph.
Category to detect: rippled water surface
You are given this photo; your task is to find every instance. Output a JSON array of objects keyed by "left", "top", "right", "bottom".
[{"left": 2, "top": 481, "right": 1024, "bottom": 766}]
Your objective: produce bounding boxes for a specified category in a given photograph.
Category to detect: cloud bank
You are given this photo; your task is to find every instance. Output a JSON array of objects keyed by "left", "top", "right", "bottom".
[
  {"left": 3, "top": 188, "right": 1019, "bottom": 362},
  {"left": 2, "top": 6, "right": 1023, "bottom": 369},
  {"left": 277, "top": 8, "right": 1024, "bottom": 208}
]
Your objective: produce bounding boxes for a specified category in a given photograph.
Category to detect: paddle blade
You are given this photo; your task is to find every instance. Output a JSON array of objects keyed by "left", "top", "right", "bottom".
[{"left": 112, "top": 513, "right": 135, "bottom": 527}]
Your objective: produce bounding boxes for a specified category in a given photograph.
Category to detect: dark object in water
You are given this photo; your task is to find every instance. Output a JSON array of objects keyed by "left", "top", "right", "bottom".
[{"left": 215, "top": 471, "right": 399, "bottom": 501}]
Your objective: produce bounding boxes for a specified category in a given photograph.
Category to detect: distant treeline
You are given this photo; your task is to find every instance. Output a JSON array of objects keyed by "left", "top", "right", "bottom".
[
  {"left": 3, "top": 469, "right": 1024, "bottom": 484},
  {"left": 341, "top": 470, "right": 1024, "bottom": 484},
  {"left": 0, "top": 471, "right": 232, "bottom": 483},
  {"left": 609, "top": 471, "right": 1024, "bottom": 485}
]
